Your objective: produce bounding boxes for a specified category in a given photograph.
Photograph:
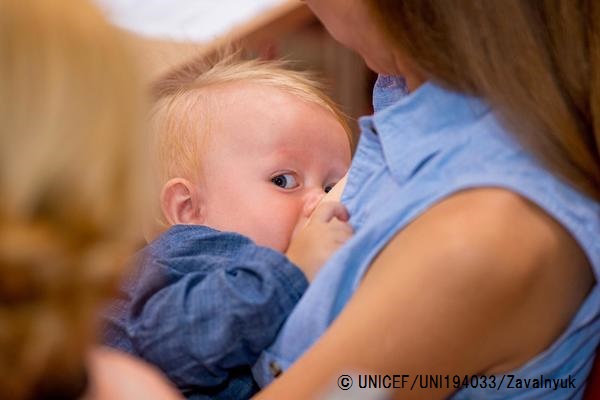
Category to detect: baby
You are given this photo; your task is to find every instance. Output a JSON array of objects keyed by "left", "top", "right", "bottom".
[{"left": 102, "top": 55, "right": 353, "bottom": 399}]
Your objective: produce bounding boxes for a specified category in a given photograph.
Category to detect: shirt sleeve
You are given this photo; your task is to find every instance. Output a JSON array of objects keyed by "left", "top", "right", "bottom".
[{"left": 124, "top": 231, "right": 308, "bottom": 392}]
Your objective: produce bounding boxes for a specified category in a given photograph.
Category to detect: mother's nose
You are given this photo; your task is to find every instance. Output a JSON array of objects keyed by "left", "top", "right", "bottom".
[{"left": 302, "top": 190, "right": 325, "bottom": 217}]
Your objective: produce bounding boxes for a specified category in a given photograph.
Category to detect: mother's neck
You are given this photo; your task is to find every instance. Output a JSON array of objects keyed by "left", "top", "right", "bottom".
[{"left": 391, "top": 51, "right": 426, "bottom": 93}]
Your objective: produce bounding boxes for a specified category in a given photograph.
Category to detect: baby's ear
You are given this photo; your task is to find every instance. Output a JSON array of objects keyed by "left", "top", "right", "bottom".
[{"left": 160, "top": 178, "right": 203, "bottom": 226}]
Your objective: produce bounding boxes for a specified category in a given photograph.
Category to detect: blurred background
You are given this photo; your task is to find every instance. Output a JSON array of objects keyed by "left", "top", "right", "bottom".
[{"left": 95, "top": 0, "right": 376, "bottom": 136}]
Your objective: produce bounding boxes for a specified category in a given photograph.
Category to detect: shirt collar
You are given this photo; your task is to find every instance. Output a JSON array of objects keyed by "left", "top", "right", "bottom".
[{"left": 366, "top": 76, "right": 490, "bottom": 182}]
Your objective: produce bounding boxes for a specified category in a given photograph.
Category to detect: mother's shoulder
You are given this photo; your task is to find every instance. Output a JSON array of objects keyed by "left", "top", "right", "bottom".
[
  {"left": 404, "top": 187, "right": 582, "bottom": 268},
  {"left": 370, "top": 186, "right": 593, "bottom": 372}
]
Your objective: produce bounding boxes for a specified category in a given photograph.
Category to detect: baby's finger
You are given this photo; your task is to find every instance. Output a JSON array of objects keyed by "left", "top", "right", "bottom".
[
  {"left": 311, "top": 201, "right": 349, "bottom": 223},
  {"left": 326, "top": 218, "right": 354, "bottom": 234}
]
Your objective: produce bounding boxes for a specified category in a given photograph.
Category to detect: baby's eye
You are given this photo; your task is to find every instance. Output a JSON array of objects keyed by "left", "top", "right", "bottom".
[{"left": 271, "top": 173, "right": 298, "bottom": 189}]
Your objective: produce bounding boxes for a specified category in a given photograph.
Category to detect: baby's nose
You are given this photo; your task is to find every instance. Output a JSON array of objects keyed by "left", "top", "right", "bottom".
[{"left": 302, "top": 190, "right": 325, "bottom": 217}]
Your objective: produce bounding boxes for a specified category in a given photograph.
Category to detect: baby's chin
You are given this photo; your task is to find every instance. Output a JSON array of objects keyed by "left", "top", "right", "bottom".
[
  {"left": 251, "top": 233, "right": 291, "bottom": 254},
  {"left": 249, "top": 220, "right": 307, "bottom": 254}
]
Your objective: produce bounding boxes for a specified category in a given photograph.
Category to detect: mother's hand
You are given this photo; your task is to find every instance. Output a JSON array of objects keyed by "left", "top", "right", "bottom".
[{"left": 86, "top": 347, "right": 183, "bottom": 400}]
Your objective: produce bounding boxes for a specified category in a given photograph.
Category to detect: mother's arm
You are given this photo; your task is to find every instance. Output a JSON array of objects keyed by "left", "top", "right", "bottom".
[{"left": 255, "top": 188, "right": 593, "bottom": 399}]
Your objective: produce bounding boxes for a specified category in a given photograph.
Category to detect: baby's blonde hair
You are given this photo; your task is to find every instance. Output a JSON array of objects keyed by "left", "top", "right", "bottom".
[
  {"left": 0, "top": 0, "right": 144, "bottom": 398},
  {"left": 148, "top": 52, "right": 352, "bottom": 233}
]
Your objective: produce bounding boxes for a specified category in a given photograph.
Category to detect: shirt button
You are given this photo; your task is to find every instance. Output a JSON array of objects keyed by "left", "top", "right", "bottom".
[{"left": 269, "top": 361, "right": 283, "bottom": 378}]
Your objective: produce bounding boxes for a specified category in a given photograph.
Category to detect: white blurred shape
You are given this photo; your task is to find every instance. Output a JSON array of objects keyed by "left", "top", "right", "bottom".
[{"left": 94, "top": 0, "right": 286, "bottom": 42}]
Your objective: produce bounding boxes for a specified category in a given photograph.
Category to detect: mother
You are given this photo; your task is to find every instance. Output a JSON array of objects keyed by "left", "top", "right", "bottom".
[{"left": 254, "top": 1, "right": 600, "bottom": 399}]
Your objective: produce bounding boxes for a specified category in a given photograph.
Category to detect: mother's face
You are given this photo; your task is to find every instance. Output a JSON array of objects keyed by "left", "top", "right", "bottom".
[{"left": 304, "top": 0, "right": 399, "bottom": 75}]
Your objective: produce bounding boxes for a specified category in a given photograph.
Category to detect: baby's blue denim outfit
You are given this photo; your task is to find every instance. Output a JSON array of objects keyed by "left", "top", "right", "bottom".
[
  {"left": 252, "top": 76, "right": 600, "bottom": 399},
  {"left": 102, "top": 224, "right": 307, "bottom": 400}
]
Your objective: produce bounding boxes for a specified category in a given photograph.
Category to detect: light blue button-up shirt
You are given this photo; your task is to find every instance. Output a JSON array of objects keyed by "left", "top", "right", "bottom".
[{"left": 253, "top": 76, "right": 600, "bottom": 399}]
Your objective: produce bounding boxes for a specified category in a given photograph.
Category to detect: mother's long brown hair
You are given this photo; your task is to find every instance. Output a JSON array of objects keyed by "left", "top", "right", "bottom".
[{"left": 367, "top": 0, "right": 600, "bottom": 200}]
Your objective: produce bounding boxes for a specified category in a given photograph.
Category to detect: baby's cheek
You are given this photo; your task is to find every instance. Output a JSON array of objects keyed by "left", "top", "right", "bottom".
[
  {"left": 254, "top": 222, "right": 293, "bottom": 253},
  {"left": 270, "top": 215, "right": 300, "bottom": 253},
  {"left": 260, "top": 201, "right": 305, "bottom": 252}
]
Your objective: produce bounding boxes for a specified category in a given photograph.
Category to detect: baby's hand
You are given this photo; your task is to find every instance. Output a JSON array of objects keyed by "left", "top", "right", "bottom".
[{"left": 286, "top": 201, "right": 353, "bottom": 281}]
